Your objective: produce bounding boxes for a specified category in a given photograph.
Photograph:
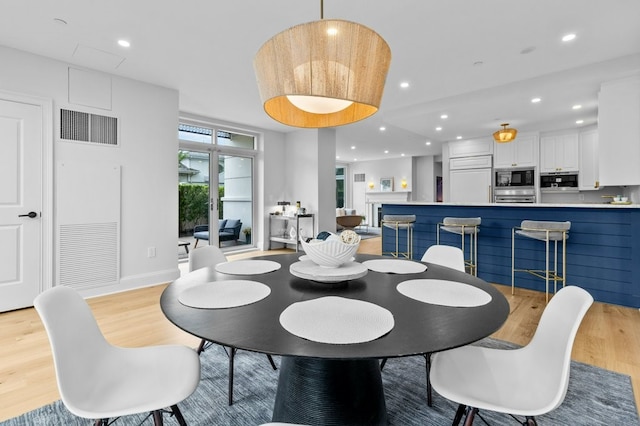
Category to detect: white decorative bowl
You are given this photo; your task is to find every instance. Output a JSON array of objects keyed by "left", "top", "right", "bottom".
[{"left": 301, "top": 238, "right": 360, "bottom": 268}]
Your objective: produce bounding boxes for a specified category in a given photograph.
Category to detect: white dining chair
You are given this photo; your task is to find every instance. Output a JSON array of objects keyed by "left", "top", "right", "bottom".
[
  {"left": 188, "top": 245, "right": 278, "bottom": 406},
  {"left": 189, "top": 244, "right": 228, "bottom": 272},
  {"left": 34, "top": 286, "right": 201, "bottom": 426},
  {"left": 380, "top": 244, "right": 467, "bottom": 407},
  {"left": 430, "top": 286, "right": 593, "bottom": 425},
  {"left": 421, "top": 244, "right": 466, "bottom": 272}
]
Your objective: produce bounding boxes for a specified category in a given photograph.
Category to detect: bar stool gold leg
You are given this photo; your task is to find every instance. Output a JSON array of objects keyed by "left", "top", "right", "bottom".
[
  {"left": 511, "top": 227, "right": 516, "bottom": 295},
  {"left": 512, "top": 221, "right": 570, "bottom": 303}
]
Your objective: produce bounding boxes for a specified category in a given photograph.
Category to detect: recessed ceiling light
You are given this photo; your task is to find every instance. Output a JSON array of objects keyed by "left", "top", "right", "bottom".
[
  {"left": 384, "top": 150, "right": 389, "bottom": 154},
  {"left": 425, "top": 141, "right": 431, "bottom": 146},
  {"left": 400, "top": 82, "right": 410, "bottom": 88},
  {"left": 456, "top": 136, "right": 462, "bottom": 140},
  {"left": 351, "top": 146, "right": 356, "bottom": 150},
  {"left": 401, "top": 153, "right": 405, "bottom": 157},
  {"left": 531, "top": 97, "right": 541, "bottom": 103},
  {"left": 440, "top": 114, "right": 448, "bottom": 119},
  {"left": 353, "top": 158, "right": 358, "bottom": 161},
  {"left": 576, "top": 119, "right": 584, "bottom": 124},
  {"left": 572, "top": 104, "right": 582, "bottom": 110},
  {"left": 336, "top": 156, "right": 340, "bottom": 159},
  {"left": 562, "top": 33, "right": 576, "bottom": 42},
  {"left": 379, "top": 126, "right": 386, "bottom": 131},
  {"left": 118, "top": 39, "right": 131, "bottom": 48},
  {"left": 436, "top": 127, "right": 442, "bottom": 131}
]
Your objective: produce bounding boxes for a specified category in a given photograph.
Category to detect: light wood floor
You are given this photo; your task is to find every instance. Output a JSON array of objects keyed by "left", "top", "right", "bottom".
[{"left": 1, "top": 237, "right": 638, "bottom": 421}]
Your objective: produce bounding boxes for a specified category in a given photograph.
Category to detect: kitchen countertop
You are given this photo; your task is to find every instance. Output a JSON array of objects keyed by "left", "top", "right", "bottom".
[{"left": 383, "top": 202, "right": 638, "bottom": 208}]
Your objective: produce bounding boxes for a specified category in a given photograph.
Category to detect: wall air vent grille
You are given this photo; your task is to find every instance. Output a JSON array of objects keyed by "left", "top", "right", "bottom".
[
  {"left": 58, "top": 222, "right": 119, "bottom": 288},
  {"left": 60, "top": 109, "right": 118, "bottom": 145},
  {"left": 354, "top": 173, "right": 366, "bottom": 182}
]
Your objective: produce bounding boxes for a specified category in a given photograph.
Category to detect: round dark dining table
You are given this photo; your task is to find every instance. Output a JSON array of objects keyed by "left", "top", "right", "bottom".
[{"left": 161, "top": 253, "right": 509, "bottom": 425}]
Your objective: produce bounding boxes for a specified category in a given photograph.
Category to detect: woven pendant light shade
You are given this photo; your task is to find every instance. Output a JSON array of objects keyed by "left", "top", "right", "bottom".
[
  {"left": 493, "top": 123, "right": 518, "bottom": 143},
  {"left": 254, "top": 19, "right": 391, "bottom": 128}
]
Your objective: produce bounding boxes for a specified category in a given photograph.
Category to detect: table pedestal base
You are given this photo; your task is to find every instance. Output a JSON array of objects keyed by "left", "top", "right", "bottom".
[{"left": 272, "top": 357, "right": 388, "bottom": 425}]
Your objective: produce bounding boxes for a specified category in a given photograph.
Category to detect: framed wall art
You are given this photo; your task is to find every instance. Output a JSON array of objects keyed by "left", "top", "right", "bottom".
[{"left": 380, "top": 177, "right": 394, "bottom": 192}]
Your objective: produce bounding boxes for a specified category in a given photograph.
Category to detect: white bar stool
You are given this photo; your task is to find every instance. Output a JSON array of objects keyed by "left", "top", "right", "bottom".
[
  {"left": 382, "top": 214, "right": 416, "bottom": 259},
  {"left": 512, "top": 220, "right": 571, "bottom": 302},
  {"left": 436, "top": 217, "right": 481, "bottom": 276}
]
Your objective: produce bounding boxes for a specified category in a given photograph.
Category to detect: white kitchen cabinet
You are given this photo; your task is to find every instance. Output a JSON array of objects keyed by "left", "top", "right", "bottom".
[
  {"left": 579, "top": 129, "right": 600, "bottom": 190},
  {"left": 540, "top": 133, "right": 579, "bottom": 173},
  {"left": 493, "top": 134, "right": 538, "bottom": 168},
  {"left": 598, "top": 74, "right": 640, "bottom": 186},
  {"left": 449, "top": 168, "right": 493, "bottom": 203},
  {"left": 448, "top": 138, "right": 493, "bottom": 158}
]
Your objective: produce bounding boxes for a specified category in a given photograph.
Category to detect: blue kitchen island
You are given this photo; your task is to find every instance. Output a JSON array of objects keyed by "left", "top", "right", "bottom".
[{"left": 381, "top": 202, "right": 640, "bottom": 308}]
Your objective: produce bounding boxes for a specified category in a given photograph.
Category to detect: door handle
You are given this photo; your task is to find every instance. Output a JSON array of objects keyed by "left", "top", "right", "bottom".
[{"left": 18, "top": 211, "right": 38, "bottom": 218}]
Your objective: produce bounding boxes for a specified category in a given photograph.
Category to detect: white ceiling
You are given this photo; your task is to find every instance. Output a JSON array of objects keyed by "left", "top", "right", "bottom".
[{"left": 1, "top": 0, "right": 639, "bottom": 162}]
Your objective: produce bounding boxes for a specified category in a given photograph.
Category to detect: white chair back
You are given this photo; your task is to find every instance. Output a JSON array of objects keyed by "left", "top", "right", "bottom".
[
  {"left": 522, "top": 285, "right": 593, "bottom": 411},
  {"left": 421, "top": 245, "right": 465, "bottom": 272},
  {"left": 34, "top": 286, "right": 113, "bottom": 408},
  {"left": 189, "top": 245, "right": 228, "bottom": 272}
]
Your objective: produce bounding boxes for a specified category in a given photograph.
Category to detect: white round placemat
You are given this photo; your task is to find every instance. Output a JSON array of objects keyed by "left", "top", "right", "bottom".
[
  {"left": 289, "top": 260, "right": 368, "bottom": 282},
  {"left": 178, "top": 280, "right": 271, "bottom": 309},
  {"left": 215, "top": 259, "right": 281, "bottom": 275},
  {"left": 397, "top": 279, "right": 492, "bottom": 307},
  {"left": 362, "top": 259, "right": 427, "bottom": 274},
  {"left": 279, "top": 296, "right": 394, "bottom": 344}
]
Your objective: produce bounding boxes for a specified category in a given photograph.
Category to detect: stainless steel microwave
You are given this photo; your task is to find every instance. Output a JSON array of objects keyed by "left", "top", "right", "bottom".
[
  {"left": 540, "top": 172, "right": 579, "bottom": 192},
  {"left": 495, "top": 168, "right": 535, "bottom": 187}
]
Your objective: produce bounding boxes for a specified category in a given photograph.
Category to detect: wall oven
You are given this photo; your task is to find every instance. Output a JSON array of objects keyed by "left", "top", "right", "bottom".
[
  {"left": 494, "top": 187, "right": 536, "bottom": 203},
  {"left": 494, "top": 168, "right": 536, "bottom": 203},
  {"left": 540, "top": 172, "right": 579, "bottom": 193},
  {"left": 495, "top": 168, "right": 535, "bottom": 187}
]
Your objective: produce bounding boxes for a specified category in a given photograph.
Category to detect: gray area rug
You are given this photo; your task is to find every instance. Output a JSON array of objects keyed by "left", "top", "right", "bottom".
[
  {"left": 2, "top": 339, "right": 637, "bottom": 425},
  {"left": 355, "top": 227, "right": 381, "bottom": 240}
]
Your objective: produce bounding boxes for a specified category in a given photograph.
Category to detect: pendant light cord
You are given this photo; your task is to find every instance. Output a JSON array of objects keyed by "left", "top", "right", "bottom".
[{"left": 320, "top": 0, "right": 324, "bottom": 19}]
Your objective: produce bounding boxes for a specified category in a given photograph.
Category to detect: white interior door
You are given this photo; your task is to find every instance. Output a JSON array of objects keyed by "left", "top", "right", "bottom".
[{"left": 0, "top": 98, "right": 43, "bottom": 312}]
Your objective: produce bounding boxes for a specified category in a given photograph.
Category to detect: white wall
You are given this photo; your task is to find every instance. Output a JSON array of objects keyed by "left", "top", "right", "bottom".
[
  {"left": 413, "top": 155, "right": 436, "bottom": 202},
  {"left": 281, "top": 128, "right": 336, "bottom": 236},
  {"left": 0, "top": 45, "right": 180, "bottom": 296},
  {"left": 349, "top": 157, "right": 413, "bottom": 214},
  {"left": 260, "top": 129, "right": 286, "bottom": 249}
]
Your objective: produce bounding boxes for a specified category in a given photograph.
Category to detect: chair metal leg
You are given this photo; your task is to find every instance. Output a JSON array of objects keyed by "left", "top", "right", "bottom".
[
  {"left": 170, "top": 404, "right": 187, "bottom": 426},
  {"left": 196, "top": 339, "right": 207, "bottom": 355},
  {"left": 152, "top": 410, "right": 164, "bottom": 426},
  {"left": 463, "top": 407, "right": 479, "bottom": 426},
  {"left": 452, "top": 404, "right": 467, "bottom": 426},
  {"left": 267, "top": 354, "right": 278, "bottom": 370},
  {"left": 379, "top": 357, "right": 387, "bottom": 370},
  {"left": 425, "top": 353, "right": 432, "bottom": 407}
]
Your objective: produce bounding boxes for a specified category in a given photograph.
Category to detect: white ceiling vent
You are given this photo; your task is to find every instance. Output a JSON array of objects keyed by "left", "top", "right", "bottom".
[
  {"left": 354, "top": 173, "right": 366, "bottom": 182},
  {"left": 60, "top": 109, "right": 118, "bottom": 145}
]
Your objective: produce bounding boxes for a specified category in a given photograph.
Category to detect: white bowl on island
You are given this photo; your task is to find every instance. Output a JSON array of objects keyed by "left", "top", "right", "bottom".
[{"left": 301, "top": 232, "right": 360, "bottom": 268}]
